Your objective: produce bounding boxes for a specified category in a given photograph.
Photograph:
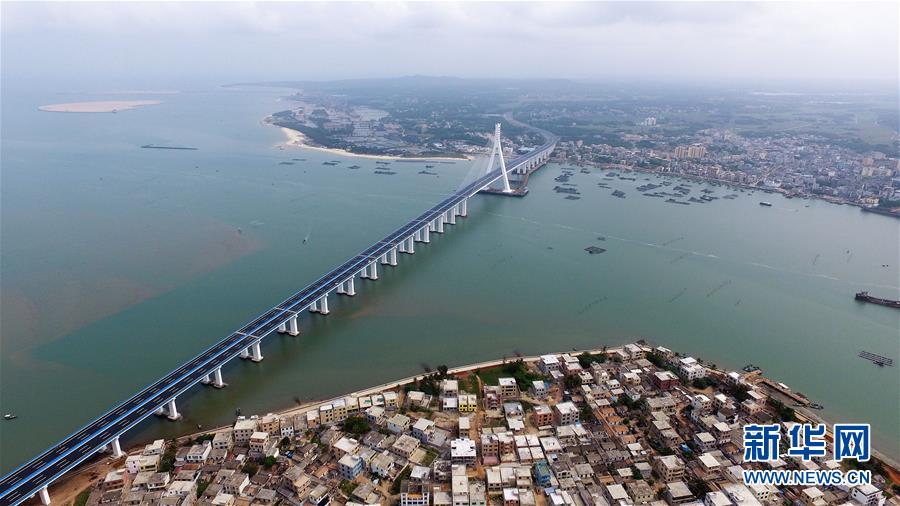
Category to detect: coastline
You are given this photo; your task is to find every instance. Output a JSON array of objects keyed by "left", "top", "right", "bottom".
[
  {"left": 586, "top": 161, "right": 897, "bottom": 215},
  {"left": 273, "top": 124, "right": 470, "bottom": 162},
  {"left": 32, "top": 343, "right": 900, "bottom": 503}
]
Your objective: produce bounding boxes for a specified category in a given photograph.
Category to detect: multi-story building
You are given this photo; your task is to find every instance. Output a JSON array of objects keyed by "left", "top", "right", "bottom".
[
  {"left": 554, "top": 402, "right": 579, "bottom": 426},
  {"left": 653, "top": 371, "right": 680, "bottom": 391},
  {"left": 459, "top": 394, "right": 478, "bottom": 413},
  {"left": 451, "top": 438, "right": 477, "bottom": 465},
  {"left": 851, "top": 484, "right": 885, "bottom": 506},
  {"left": 499, "top": 378, "right": 520, "bottom": 400},
  {"left": 655, "top": 455, "right": 685, "bottom": 482},
  {"left": 338, "top": 454, "right": 364, "bottom": 480},
  {"left": 258, "top": 413, "right": 281, "bottom": 435},
  {"left": 532, "top": 405, "right": 554, "bottom": 427},
  {"left": 441, "top": 379, "right": 459, "bottom": 398},
  {"left": 233, "top": 418, "right": 257, "bottom": 445},
  {"left": 401, "top": 482, "right": 431, "bottom": 506},
  {"left": 538, "top": 355, "right": 560, "bottom": 374},
  {"left": 212, "top": 431, "right": 233, "bottom": 451}
]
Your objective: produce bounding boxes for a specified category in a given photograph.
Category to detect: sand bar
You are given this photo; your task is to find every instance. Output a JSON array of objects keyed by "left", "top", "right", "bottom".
[
  {"left": 275, "top": 124, "right": 469, "bottom": 162},
  {"left": 38, "top": 100, "right": 162, "bottom": 113}
]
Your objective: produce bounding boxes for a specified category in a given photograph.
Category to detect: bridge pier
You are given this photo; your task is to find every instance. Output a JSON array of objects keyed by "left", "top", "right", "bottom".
[
  {"left": 250, "top": 342, "right": 263, "bottom": 362},
  {"left": 308, "top": 299, "right": 319, "bottom": 312},
  {"left": 337, "top": 280, "right": 346, "bottom": 295},
  {"left": 433, "top": 217, "right": 444, "bottom": 233},
  {"left": 287, "top": 316, "right": 300, "bottom": 336},
  {"left": 319, "top": 294, "right": 330, "bottom": 314},
  {"left": 403, "top": 236, "right": 415, "bottom": 254},
  {"left": 398, "top": 239, "right": 406, "bottom": 253},
  {"left": 345, "top": 277, "right": 356, "bottom": 296},
  {"left": 211, "top": 366, "right": 226, "bottom": 388},
  {"left": 388, "top": 247, "right": 398, "bottom": 265},
  {"left": 448, "top": 208, "right": 457, "bottom": 225},
  {"left": 166, "top": 398, "right": 180, "bottom": 421},
  {"left": 39, "top": 486, "right": 51, "bottom": 505},
  {"left": 277, "top": 321, "right": 287, "bottom": 334},
  {"left": 461, "top": 199, "right": 468, "bottom": 217},
  {"left": 362, "top": 261, "right": 378, "bottom": 280},
  {"left": 110, "top": 437, "right": 123, "bottom": 458},
  {"left": 240, "top": 347, "right": 250, "bottom": 359},
  {"left": 422, "top": 225, "right": 431, "bottom": 243}
]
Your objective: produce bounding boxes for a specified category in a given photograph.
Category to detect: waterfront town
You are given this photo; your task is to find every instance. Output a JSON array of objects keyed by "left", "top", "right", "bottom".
[
  {"left": 262, "top": 81, "right": 899, "bottom": 215},
  {"left": 65, "top": 344, "right": 895, "bottom": 506},
  {"left": 550, "top": 131, "right": 900, "bottom": 214}
]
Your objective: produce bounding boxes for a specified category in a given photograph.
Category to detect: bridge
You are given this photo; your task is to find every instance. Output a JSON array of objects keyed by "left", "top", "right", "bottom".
[{"left": 0, "top": 124, "right": 556, "bottom": 506}]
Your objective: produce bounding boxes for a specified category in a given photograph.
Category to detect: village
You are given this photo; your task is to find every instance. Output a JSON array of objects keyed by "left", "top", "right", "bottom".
[{"left": 70, "top": 344, "right": 893, "bottom": 506}]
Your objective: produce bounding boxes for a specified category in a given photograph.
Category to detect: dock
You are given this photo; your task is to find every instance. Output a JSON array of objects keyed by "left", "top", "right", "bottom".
[{"left": 859, "top": 351, "right": 894, "bottom": 367}]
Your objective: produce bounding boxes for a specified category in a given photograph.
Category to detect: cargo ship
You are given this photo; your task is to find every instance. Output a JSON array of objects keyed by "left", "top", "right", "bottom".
[{"left": 855, "top": 291, "right": 900, "bottom": 309}]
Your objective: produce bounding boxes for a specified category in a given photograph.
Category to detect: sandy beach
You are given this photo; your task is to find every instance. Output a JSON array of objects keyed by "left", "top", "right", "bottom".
[
  {"left": 275, "top": 125, "right": 469, "bottom": 162},
  {"left": 38, "top": 100, "right": 162, "bottom": 113}
]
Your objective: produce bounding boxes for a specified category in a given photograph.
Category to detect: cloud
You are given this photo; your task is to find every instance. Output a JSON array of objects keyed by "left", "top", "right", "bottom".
[{"left": 1, "top": 1, "right": 896, "bottom": 84}]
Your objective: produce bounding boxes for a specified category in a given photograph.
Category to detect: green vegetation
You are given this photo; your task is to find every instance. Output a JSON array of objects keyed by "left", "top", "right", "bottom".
[
  {"left": 340, "top": 480, "right": 359, "bottom": 497},
  {"left": 687, "top": 477, "right": 711, "bottom": 497},
  {"left": 263, "top": 456, "right": 277, "bottom": 469},
  {"left": 158, "top": 440, "right": 177, "bottom": 473},
  {"left": 74, "top": 488, "right": 91, "bottom": 506},
  {"left": 196, "top": 480, "right": 210, "bottom": 498},
  {"left": 343, "top": 416, "right": 371, "bottom": 436},
  {"left": 241, "top": 462, "right": 259, "bottom": 477},
  {"left": 768, "top": 398, "right": 797, "bottom": 422},
  {"left": 477, "top": 359, "right": 544, "bottom": 389},
  {"left": 579, "top": 405, "right": 596, "bottom": 422},
  {"left": 405, "top": 366, "right": 451, "bottom": 396},
  {"left": 191, "top": 434, "right": 215, "bottom": 445},
  {"left": 421, "top": 448, "right": 438, "bottom": 466},
  {"left": 691, "top": 377, "right": 717, "bottom": 390},
  {"left": 462, "top": 374, "right": 480, "bottom": 395},
  {"left": 725, "top": 383, "right": 751, "bottom": 403},
  {"left": 578, "top": 352, "right": 606, "bottom": 367},
  {"left": 390, "top": 466, "right": 413, "bottom": 494}
]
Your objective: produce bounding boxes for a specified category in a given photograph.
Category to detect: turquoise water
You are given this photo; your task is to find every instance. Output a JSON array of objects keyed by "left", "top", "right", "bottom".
[{"left": 1, "top": 84, "right": 898, "bottom": 472}]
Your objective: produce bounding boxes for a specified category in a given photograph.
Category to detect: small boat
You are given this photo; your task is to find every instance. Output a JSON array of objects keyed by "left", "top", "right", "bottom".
[
  {"left": 4, "top": 414, "right": 17, "bottom": 420},
  {"left": 759, "top": 201, "right": 773, "bottom": 207}
]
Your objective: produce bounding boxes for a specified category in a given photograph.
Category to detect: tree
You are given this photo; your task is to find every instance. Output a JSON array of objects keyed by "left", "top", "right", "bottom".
[
  {"left": 564, "top": 374, "right": 581, "bottom": 391},
  {"left": 343, "top": 416, "right": 371, "bottom": 436},
  {"left": 242, "top": 462, "right": 259, "bottom": 477},
  {"left": 263, "top": 456, "right": 277, "bottom": 469}
]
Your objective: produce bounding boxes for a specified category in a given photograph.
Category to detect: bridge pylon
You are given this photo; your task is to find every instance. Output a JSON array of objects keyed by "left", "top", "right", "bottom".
[{"left": 485, "top": 123, "right": 512, "bottom": 193}]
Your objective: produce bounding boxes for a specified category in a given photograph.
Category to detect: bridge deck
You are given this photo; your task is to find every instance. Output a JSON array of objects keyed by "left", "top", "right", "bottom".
[{"left": 0, "top": 140, "right": 555, "bottom": 506}]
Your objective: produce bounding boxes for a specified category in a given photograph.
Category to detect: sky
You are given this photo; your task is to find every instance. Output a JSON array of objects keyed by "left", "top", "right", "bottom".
[{"left": 2, "top": 1, "right": 898, "bottom": 88}]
